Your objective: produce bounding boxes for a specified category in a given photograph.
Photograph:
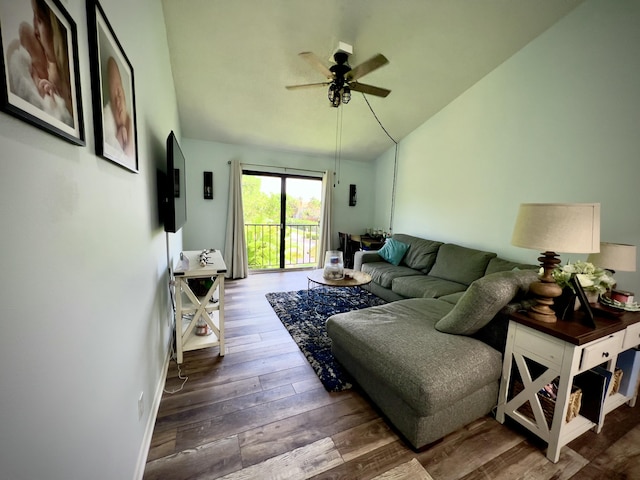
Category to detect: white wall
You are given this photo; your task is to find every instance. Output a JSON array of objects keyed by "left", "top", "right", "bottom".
[
  {"left": 181, "top": 138, "right": 378, "bottom": 252},
  {"left": 0, "top": 1, "right": 179, "bottom": 479},
  {"left": 376, "top": 0, "right": 640, "bottom": 295}
]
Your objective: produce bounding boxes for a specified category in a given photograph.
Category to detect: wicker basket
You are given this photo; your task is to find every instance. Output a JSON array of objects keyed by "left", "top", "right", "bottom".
[
  {"left": 610, "top": 368, "right": 623, "bottom": 395},
  {"left": 513, "top": 379, "right": 582, "bottom": 428}
]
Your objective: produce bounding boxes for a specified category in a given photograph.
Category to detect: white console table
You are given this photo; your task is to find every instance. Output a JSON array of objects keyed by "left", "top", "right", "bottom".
[
  {"left": 496, "top": 309, "right": 640, "bottom": 462},
  {"left": 173, "top": 250, "right": 227, "bottom": 363}
]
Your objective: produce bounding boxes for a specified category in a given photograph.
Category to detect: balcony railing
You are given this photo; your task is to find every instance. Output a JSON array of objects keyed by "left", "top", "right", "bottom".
[{"left": 245, "top": 223, "right": 319, "bottom": 270}]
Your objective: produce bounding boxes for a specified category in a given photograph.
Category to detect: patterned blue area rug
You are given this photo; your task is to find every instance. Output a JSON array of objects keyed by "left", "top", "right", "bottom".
[{"left": 266, "top": 287, "right": 385, "bottom": 392}]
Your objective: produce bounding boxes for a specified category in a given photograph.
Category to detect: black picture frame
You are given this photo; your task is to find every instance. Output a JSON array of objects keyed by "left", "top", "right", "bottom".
[
  {"left": 571, "top": 275, "right": 596, "bottom": 328},
  {"left": 553, "top": 287, "right": 576, "bottom": 321},
  {"left": 0, "top": 0, "right": 85, "bottom": 145},
  {"left": 86, "top": 0, "right": 138, "bottom": 172}
]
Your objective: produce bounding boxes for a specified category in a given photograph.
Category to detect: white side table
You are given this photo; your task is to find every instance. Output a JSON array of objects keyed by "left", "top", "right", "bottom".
[
  {"left": 173, "top": 250, "right": 227, "bottom": 363},
  {"left": 496, "top": 309, "right": 640, "bottom": 462}
]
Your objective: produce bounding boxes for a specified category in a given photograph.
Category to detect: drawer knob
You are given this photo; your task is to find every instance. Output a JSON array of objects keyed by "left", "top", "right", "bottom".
[{"left": 602, "top": 352, "right": 610, "bottom": 358}]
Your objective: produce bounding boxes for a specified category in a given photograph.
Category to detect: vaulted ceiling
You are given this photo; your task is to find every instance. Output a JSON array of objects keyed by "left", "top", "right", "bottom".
[{"left": 161, "top": 0, "right": 583, "bottom": 161}]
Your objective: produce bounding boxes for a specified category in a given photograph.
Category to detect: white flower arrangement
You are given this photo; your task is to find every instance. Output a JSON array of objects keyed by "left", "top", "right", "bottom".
[{"left": 549, "top": 261, "right": 616, "bottom": 294}]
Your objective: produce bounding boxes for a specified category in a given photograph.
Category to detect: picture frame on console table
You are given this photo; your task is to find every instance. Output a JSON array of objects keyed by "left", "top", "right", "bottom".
[
  {"left": 571, "top": 276, "right": 596, "bottom": 328},
  {"left": 0, "top": 0, "right": 85, "bottom": 145},
  {"left": 86, "top": 0, "right": 138, "bottom": 172}
]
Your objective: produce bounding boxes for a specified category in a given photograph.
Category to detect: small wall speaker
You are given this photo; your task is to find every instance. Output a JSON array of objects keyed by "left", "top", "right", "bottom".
[
  {"left": 349, "top": 184, "right": 357, "bottom": 206},
  {"left": 203, "top": 171, "right": 213, "bottom": 199}
]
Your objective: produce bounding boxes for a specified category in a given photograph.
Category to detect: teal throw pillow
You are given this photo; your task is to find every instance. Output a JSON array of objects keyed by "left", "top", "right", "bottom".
[{"left": 377, "top": 238, "right": 409, "bottom": 266}]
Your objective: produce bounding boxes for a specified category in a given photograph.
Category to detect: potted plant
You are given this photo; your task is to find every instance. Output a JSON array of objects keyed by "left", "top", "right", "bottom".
[{"left": 552, "top": 261, "right": 616, "bottom": 309}]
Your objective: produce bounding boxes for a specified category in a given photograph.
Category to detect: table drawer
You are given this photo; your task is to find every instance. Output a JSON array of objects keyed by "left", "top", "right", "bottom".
[
  {"left": 580, "top": 331, "right": 624, "bottom": 372},
  {"left": 514, "top": 324, "right": 565, "bottom": 367},
  {"left": 623, "top": 322, "right": 640, "bottom": 351}
]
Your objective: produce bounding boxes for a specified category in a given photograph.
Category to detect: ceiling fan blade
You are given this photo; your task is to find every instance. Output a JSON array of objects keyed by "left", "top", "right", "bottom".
[
  {"left": 346, "top": 54, "right": 389, "bottom": 81},
  {"left": 298, "top": 52, "right": 333, "bottom": 79},
  {"left": 350, "top": 82, "right": 391, "bottom": 97},
  {"left": 286, "top": 82, "right": 330, "bottom": 90}
]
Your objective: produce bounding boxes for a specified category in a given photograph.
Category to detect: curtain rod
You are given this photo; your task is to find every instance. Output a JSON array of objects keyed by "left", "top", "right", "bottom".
[{"left": 227, "top": 161, "right": 324, "bottom": 175}]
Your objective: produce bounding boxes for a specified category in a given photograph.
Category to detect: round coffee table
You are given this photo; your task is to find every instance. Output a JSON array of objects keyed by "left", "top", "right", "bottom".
[{"left": 307, "top": 268, "right": 372, "bottom": 305}]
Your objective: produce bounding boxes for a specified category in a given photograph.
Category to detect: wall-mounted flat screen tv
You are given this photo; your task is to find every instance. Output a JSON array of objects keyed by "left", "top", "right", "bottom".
[{"left": 164, "top": 131, "right": 187, "bottom": 233}]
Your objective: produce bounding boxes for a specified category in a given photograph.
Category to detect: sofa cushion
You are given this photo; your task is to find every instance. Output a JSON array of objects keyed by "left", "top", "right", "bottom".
[
  {"left": 435, "top": 269, "right": 539, "bottom": 335},
  {"left": 393, "top": 234, "right": 443, "bottom": 272},
  {"left": 392, "top": 275, "right": 467, "bottom": 299},
  {"left": 485, "top": 257, "right": 538, "bottom": 276},
  {"left": 428, "top": 244, "right": 497, "bottom": 286},
  {"left": 438, "top": 291, "right": 466, "bottom": 305},
  {"left": 361, "top": 262, "right": 422, "bottom": 289},
  {"left": 326, "top": 298, "right": 503, "bottom": 416},
  {"left": 377, "top": 237, "right": 410, "bottom": 266}
]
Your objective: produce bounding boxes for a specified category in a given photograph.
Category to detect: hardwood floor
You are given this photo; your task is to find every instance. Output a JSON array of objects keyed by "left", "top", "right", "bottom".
[{"left": 143, "top": 270, "right": 640, "bottom": 479}]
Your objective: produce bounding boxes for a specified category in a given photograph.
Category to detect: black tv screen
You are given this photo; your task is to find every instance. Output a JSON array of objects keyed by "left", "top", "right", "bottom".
[{"left": 164, "top": 131, "right": 187, "bottom": 233}]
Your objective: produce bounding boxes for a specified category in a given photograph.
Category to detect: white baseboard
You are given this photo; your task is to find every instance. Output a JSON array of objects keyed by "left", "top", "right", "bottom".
[{"left": 133, "top": 345, "right": 171, "bottom": 480}]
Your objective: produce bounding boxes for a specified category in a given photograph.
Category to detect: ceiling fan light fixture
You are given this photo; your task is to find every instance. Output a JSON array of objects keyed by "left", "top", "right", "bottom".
[
  {"left": 289, "top": 49, "right": 390, "bottom": 107},
  {"left": 342, "top": 85, "right": 351, "bottom": 104},
  {"left": 328, "top": 84, "right": 341, "bottom": 107},
  {"left": 328, "top": 84, "right": 336, "bottom": 102}
]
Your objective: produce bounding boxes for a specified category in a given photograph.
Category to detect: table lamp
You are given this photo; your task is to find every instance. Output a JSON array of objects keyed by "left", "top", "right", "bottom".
[
  {"left": 588, "top": 242, "right": 637, "bottom": 305},
  {"left": 587, "top": 242, "right": 637, "bottom": 274},
  {"left": 511, "top": 203, "right": 601, "bottom": 323}
]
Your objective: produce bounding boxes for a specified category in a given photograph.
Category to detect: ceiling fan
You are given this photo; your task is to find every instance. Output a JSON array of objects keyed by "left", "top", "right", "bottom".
[{"left": 286, "top": 49, "right": 390, "bottom": 107}]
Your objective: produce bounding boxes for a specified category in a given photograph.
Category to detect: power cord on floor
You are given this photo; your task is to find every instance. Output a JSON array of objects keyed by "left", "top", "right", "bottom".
[
  {"left": 163, "top": 272, "right": 189, "bottom": 394},
  {"left": 163, "top": 328, "right": 189, "bottom": 394}
]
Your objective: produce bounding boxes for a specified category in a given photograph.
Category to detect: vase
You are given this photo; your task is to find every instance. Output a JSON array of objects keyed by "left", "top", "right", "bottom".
[
  {"left": 575, "top": 290, "right": 599, "bottom": 310},
  {"left": 323, "top": 250, "right": 344, "bottom": 280},
  {"left": 195, "top": 317, "right": 211, "bottom": 336}
]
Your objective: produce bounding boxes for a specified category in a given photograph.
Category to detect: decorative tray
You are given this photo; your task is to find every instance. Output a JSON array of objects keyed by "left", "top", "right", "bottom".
[{"left": 600, "top": 294, "right": 640, "bottom": 312}]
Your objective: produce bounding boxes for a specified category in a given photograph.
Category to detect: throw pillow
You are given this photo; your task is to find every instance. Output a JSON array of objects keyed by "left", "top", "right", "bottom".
[
  {"left": 377, "top": 238, "right": 409, "bottom": 266},
  {"left": 428, "top": 244, "right": 497, "bottom": 286},
  {"left": 392, "top": 234, "right": 442, "bottom": 271},
  {"left": 435, "top": 269, "right": 539, "bottom": 335}
]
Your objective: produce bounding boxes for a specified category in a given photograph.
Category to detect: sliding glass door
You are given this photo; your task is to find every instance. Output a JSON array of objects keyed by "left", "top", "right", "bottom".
[{"left": 242, "top": 171, "right": 322, "bottom": 270}]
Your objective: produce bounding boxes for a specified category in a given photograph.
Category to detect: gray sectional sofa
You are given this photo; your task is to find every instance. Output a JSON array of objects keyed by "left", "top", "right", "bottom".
[
  {"left": 326, "top": 233, "right": 538, "bottom": 449},
  {"left": 354, "top": 233, "right": 535, "bottom": 303}
]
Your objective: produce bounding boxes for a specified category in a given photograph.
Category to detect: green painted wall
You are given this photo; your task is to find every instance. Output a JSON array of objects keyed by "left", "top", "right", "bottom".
[
  {"left": 375, "top": 0, "right": 640, "bottom": 295},
  {"left": 182, "top": 138, "right": 378, "bottom": 252}
]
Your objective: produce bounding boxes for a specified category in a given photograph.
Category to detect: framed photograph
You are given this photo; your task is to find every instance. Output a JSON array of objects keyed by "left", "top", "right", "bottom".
[
  {"left": 0, "top": 0, "right": 85, "bottom": 145},
  {"left": 571, "top": 275, "right": 596, "bottom": 328},
  {"left": 86, "top": 0, "right": 138, "bottom": 172}
]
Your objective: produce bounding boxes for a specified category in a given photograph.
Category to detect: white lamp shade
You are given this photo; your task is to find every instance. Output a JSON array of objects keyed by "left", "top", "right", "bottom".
[
  {"left": 511, "top": 203, "right": 600, "bottom": 253},
  {"left": 588, "top": 242, "right": 637, "bottom": 272}
]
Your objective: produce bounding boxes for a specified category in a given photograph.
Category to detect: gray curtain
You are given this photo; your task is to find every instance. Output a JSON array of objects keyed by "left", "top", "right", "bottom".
[
  {"left": 316, "top": 170, "right": 333, "bottom": 268},
  {"left": 224, "top": 160, "right": 248, "bottom": 279}
]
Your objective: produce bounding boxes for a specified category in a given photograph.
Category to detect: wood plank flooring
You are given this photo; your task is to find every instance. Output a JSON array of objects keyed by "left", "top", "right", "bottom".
[{"left": 144, "top": 270, "right": 640, "bottom": 479}]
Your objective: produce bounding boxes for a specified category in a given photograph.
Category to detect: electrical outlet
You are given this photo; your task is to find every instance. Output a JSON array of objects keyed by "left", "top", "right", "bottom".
[{"left": 138, "top": 392, "right": 144, "bottom": 420}]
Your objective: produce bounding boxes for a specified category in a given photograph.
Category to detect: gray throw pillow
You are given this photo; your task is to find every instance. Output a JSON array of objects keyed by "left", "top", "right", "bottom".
[
  {"left": 393, "top": 234, "right": 442, "bottom": 271},
  {"left": 435, "top": 269, "right": 539, "bottom": 335},
  {"left": 428, "top": 244, "right": 497, "bottom": 286},
  {"left": 485, "top": 257, "right": 538, "bottom": 275}
]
